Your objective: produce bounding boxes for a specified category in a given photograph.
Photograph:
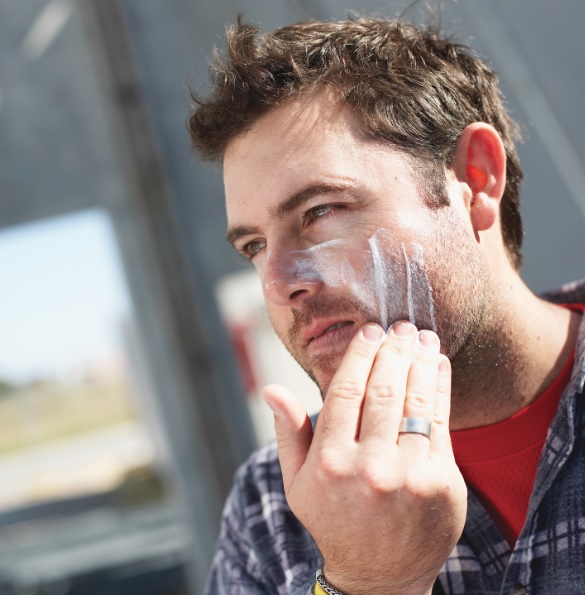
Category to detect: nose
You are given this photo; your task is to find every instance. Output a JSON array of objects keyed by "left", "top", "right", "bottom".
[{"left": 262, "top": 247, "right": 325, "bottom": 306}]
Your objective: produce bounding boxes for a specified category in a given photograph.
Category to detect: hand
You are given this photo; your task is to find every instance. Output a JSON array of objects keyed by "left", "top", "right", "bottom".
[{"left": 262, "top": 321, "right": 467, "bottom": 595}]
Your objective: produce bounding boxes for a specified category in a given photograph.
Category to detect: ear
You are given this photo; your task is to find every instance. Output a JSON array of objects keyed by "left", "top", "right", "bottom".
[{"left": 452, "top": 123, "right": 507, "bottom": 233}]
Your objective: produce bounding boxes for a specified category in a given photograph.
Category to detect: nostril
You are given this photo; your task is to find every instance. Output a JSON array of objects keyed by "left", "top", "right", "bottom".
[{"left": 289, "top": 288, "right": 307, "bottom": 300}]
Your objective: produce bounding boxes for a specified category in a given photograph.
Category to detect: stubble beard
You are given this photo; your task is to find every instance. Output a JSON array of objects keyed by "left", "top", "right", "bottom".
[
  {"left": 422, "top": 212, "right": 505, "bottom": 419},
  {"left": 273, "top": 213, "right": 494, "bottom": 405}
]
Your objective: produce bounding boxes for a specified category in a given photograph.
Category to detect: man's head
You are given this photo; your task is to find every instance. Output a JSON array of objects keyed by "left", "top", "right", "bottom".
[
  {"left": 188, "top": 17, "right": 524, "bottom": 395},
  {"left": 188, "top": 17, "right": 523, "bottom": 267}
]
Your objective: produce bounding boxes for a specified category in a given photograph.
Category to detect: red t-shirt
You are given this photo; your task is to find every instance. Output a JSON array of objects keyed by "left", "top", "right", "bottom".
[{"left": 450, "top": 304, "right": 583, "bottom": 547}]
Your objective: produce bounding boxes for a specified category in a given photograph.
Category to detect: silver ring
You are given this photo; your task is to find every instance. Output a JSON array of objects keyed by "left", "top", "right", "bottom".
[{"left": 398, "top": 417, "right": 432, "bottom": 438}]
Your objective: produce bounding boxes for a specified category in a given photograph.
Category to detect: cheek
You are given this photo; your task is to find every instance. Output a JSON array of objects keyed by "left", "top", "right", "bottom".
[
  {"left": 369, "top": 229, "right": 438, "bottom": 332},
  {"left": 264, "top": 237, "right": 373, "bottom": 292},
  {"left": 263, "top": 229, "right": 441, "bottom": 334},
  {"left": 265, "top": 303, "right": 292, "bottom": 338}
]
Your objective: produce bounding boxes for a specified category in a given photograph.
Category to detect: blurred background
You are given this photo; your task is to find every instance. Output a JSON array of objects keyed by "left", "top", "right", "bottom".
[{"left": 0, "top": 0, "right": 583, "bottom": 593}]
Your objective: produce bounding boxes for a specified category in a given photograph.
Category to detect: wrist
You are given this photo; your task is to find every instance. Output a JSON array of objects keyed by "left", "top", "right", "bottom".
[
  {"left": 318, "top": 566, "right": 435, "bottom": 595},
  {"left": 315, "top": 568, "right": 345, "bottom": 595}
]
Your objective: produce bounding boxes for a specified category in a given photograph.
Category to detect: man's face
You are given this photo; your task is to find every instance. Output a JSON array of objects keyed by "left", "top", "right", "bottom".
[{"left": 224, "top": 93, "right": 487, "bottom": 395}]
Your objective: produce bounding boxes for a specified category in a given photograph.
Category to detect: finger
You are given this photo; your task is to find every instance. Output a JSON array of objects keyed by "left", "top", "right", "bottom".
[
  {"left": 316, "top": 323, "right": 385, "bottom": 448},
  {"left": 397, "top": 330, "right": 440, "bottom": 455},
  {"left": 430, "top": 354, "right": 455, "bottom": 458},
  {"left": 359, "top": 321, "right": 418, "bottom": 446},
  {"left": 262, "top": 384, "right": 313, "bottom": 493}
]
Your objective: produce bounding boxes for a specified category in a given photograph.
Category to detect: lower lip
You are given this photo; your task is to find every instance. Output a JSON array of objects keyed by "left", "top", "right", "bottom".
[{"left": 308, "top": 322, "right": 356, "bottom": 355}]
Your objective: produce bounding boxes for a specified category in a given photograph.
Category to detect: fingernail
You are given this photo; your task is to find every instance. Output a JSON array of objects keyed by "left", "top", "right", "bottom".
[
  {"left": 419, "top": 330, "right": 439, "bottom": 346},
  {"left": 392, "top": 321, "right": 416, "bottom": 336},
  {"left": 362, "top": 324, "right": 384, "bottom": 342},
  {"left": 438, "top": 355, "right": 450, "bottom": 373}
]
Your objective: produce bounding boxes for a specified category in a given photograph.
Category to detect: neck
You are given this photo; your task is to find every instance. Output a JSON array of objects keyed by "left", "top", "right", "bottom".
[{"left": 449, "top": 273, "right": 581, "bottom": 430}]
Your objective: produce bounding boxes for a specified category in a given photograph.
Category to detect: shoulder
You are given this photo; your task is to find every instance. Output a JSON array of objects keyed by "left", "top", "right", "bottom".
[
  {"left": 540, "top": 278, "right": 585, "bottom": 306},
  {"left": 541, "top": 279, "right": 585, "bottom": 396}
]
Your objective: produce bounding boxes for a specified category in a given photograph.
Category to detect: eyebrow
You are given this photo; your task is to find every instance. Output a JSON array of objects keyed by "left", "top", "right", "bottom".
[{"left": 226, "top": 182, "right": 354, "bottom": 248}]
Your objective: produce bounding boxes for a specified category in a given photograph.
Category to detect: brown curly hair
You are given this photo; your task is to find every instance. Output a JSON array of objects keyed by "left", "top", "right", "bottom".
[{"left": 187, "top": 17, "right": 524, "bottom": 269}]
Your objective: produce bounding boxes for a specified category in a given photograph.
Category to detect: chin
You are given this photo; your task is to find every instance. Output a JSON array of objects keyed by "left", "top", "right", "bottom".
[{"left": 308, "top": 364, "right": 339, "bottom": 400}]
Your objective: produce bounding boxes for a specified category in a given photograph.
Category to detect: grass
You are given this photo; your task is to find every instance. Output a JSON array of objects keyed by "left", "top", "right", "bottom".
[{"left": 0, "top": 378, "right": 136, "bottom": 455}]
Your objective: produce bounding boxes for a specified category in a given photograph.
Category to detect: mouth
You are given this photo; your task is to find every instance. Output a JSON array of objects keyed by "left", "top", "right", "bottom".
[
  {"left": 303, "top": 319, "right": 356, "bottom": 354},
  {"left": 305, "top": 320, "right": 357, "bottom": 361},
  {"left": 311, "top": 321, "right": 353, "bottom": 341}
]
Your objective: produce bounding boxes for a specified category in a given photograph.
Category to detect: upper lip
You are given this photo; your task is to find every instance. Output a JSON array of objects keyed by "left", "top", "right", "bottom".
[{"left": 303, "top": 319, "right": 353, "bottom": 346}]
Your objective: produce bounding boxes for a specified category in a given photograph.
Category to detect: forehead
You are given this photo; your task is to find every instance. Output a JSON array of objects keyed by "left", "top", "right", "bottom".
[{"left": 223, "top": 94, "right": 370, "bottom": 207}]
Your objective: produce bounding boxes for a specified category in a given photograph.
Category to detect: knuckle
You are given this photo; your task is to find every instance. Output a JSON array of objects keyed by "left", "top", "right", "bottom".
[
  {"left": 360, "top": 460, "right": 397, "bottom": 493},
  {"left": 434, "top": 481, "right": 454, "bottom": 500},
  {"left": 428, "top": 479, "right": 462, "bottom": 509},
  {"left": 316, "top": 447, "right": 352, "bottom": 479},
  {"left": 404, "top": 387, "right": 431, "bottom": 412},
  {"left": 329, "top": 378, "right": 364, "bottom": 401},
  {"left": 401, "top": 464, "right": 460, "bottom": 503},
  {"left": 402, "top": 474, "right": 434, "bottom": 500},
  {"left": 360, "top": 459, "right": 383, "bottom": 484},
  {"left": 366, "top": 381, "right": 400, "bottom": 401},
  {"left": 351, "top": 340, "right": 379, "bottom": 359},
  {"left": 433, "top": 411, "right": 449, "bottom": 428},
  {"left": 405, "top": 484, "right": 428, "bottom": 503}
]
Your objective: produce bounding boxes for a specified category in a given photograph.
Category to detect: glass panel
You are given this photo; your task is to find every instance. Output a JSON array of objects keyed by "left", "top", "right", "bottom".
[
  {"left": 0, "top": 209, "right": 146, "bottom": 506},
  {"left": 0, "top": 209, "right": 188, "bottom": 593}
]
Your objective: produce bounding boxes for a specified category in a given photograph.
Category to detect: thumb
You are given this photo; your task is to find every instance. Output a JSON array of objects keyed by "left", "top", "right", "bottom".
[{"left": 262, "top": 384, "right": 313, "bottom": 492}]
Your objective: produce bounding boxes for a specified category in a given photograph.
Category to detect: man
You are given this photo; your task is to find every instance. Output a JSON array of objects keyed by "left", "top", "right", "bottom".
[{"left": 188, "top": 17, "right": 585, "bottom": 594}]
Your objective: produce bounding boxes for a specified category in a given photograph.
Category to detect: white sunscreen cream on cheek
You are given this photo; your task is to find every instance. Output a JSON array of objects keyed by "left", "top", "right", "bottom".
[
  {"left": 263, "top": 229, "right": 436, "bottom": 332},
  {"left": 263, "top": 239, "right": 372, "bottom": 301},
  {"left": 368, "top": 229, "right": 436, "bottom": 332}
]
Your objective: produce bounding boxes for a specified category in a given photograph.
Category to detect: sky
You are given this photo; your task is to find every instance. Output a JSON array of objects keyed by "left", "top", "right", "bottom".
[{"left": 0, "top": 208, "right": 132, "bottom": 386}]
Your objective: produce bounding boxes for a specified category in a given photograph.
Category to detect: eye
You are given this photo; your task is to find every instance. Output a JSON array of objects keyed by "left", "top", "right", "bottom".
[
  {"left": 240, "top": 238, "right": 266, "bottom": 260},
  {"left": 303, "top": 203, "right": 345, "bottom": 225},
  {"left": 310, "top": 204, "right": 332, "bottom": 219}
]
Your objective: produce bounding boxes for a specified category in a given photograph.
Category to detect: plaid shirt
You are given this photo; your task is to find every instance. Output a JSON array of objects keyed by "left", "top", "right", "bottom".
[{"left": 205, "top": 280, "right": 585, "bottom": 595}]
